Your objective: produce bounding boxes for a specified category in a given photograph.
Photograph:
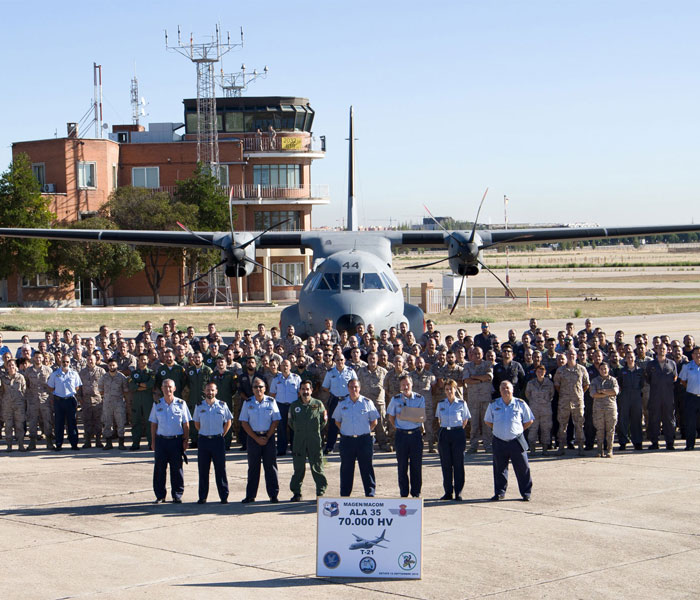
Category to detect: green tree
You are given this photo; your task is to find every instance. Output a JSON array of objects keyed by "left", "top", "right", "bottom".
[
  {"left": 0, "top": 153, "right": 55, "bottom": 305},
  {"left": 174, "top": 164, "right": 230, "bottom": 304},
  {"left": 103, "top": 187, "right": 196, "bottom": 304},
  {"left": 51, "top": 217, "right": 144, "bottom": 306}
]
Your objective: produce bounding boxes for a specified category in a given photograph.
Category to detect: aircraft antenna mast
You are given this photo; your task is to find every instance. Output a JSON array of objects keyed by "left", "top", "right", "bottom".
[
  {"left": 347, "top": 106, "right": 358, "bottom": 231},
  {"left": 166, "top": 24, "right": 242, "bottom": 176}
]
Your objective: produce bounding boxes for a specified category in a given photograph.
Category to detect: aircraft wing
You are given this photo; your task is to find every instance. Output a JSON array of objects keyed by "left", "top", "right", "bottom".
[
  {"left": 351, "top": 533, "right": 364, "bottom": 541},
  {"left": 483, "top": 224, "right": 700, "bottom": 247},
  {"left": 0, "top": 228, "right": 221, "bottom": 248}
]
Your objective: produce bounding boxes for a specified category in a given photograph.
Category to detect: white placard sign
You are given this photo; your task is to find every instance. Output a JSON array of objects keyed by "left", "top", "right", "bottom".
[{"left": 316, "top": 497, "right": 422, "bottom": 579}]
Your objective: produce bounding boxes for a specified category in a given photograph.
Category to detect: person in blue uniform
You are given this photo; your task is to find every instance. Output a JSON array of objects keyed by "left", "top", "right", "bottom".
[
  {"left": 239, "top": 377, "right": 281, "bottom": 503},
  {"left": 322, "top": 355, "right": 358, "bottom": 454},
  {"left": 47, "top": 355, "right": 83, "bottom": 451},
  {"left": 387, "top": 374, "right": 425, "bottom": 498},
  {"left": 149, "top": 379, "right": 191, "bottom": 503},
  {"left": 194, "top": 382, "right": 232, "bottom": 504},
  {"left": 332, "top": 378, "right": 379, "bottom": 497},
  {"left": 484, "top": 380, "right": 535, "bottom": 502},
  {"left": 435, "top": 378, "right": 471, "bottom": 501},
  {"left": 680, "top": 347, "right": 700, "bottom": 450}
]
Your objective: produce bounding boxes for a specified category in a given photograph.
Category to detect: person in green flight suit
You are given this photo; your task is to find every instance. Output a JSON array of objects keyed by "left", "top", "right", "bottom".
[
  {"left": 212, "top": 356, "right": 237, "bottom": 450},
  {"left": 128, "top": 352, "right": 155, "bottom": 450},
  {"left": 155, "top": 349, "right": 187, "bottom": 399},
  {"left": 288, "top": 379, "right": 328, "bottom": 501},
  {"left": 186, "top": 351, "right": 212, "bottom": 448}
]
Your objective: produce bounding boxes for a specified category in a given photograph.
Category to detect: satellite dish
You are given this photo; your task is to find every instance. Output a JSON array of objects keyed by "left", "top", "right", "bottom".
[{"left": 102, "top": 123, "right": 109, "bottom": 129}]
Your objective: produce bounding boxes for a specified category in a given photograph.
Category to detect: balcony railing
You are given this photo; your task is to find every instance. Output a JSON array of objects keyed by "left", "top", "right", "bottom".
[
  {"left": 231, "top": 184, "right": 329, "bottom": 199},
  {"left": 151, "top": 183, "right": 329, "bottom": 200},
  {"left": 242, "top": 136, "right": 325, "bottom": 153}
]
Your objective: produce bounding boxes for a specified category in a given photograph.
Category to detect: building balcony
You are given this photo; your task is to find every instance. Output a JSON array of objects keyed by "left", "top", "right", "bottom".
[
  {"left": 229, "top": 184, "right": 330, "bottom": 205},
  {"left": 241, "top": 135, "right": 326, "bottom": 158},
  {"left": 151, "top": 183, "right": 330, "bottom": 205}
]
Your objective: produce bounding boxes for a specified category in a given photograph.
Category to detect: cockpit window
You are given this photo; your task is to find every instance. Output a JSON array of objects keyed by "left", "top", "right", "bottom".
[
  {"left": 316, "top": 273, "right": 340, "bottom": 291},
  {"left": 362, "top": 273, "right": 384, "bottom": 290},
  {"left": 303, "top": 272, "right": 320, "bottom": 292},
  {"left": 380, "top": 272, "right": 398, "bottom": 293},
  {"left": 342, "top": 272, "right": 360, "bottom": 291}
]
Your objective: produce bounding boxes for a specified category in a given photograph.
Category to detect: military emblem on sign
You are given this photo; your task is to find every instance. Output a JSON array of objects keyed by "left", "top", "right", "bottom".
[
  {"left": 389, "top": 504, "right": 417, "bottom": 517},
  {"left": 398, "top": 552, "right": 417, "bottom": 570},
  {"left": 322, "top": 501, "right": 340, "bottom": 517}
]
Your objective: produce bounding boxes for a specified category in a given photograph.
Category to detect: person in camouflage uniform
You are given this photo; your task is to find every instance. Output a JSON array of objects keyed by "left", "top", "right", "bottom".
[
  {"left": 357, "top": 352, "right": 390, "bottom": 451},
  {"left": 589, "top": 362, "right": 619, "bottom": 458},
  {"left": 1, "top": 360, "right": 27, "bottom": 452},
  {"left": 553, "top": 350, "right": 590, "bottom": 456},
  {"left": 78, "top": 355, "right": 106, "bottom": 448},
  {"left": 411, "top": 356, "right": 437, "bottom": 452},
  {"left": 525, "top": 364, "right": 554, "bottom": 454},
  {"left": 462, "top": 347, "right": 494, "bottom": 453},
  {"left": 24, "top": 352, "right": 54, "bottom": 450},
  {"left": 383, "top": 354, "right": 408, "bottom": 449},
  {"left": 99, "top": 357, "right": 130, "bottom": 450}
]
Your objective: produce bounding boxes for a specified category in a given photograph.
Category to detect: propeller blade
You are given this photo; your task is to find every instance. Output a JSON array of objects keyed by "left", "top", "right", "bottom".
[
  {"left": 235, "top": 275, "right": 242, "bottom": 319},
  {"left": 449, "top": 276, "right": 466, "bottom": 315},
  {"left": 245, "top": 257, "right": 294, "bottom": 285},
  {"left": 477, "top": 258, "right": 517, "bottom": 298},
  {"left": 176, "top": 221, "right": 223, "bottom": 249},
  {"left": 227, "top": 187, "right": 236, "bottom": 240},
  {"left": 181, "top": 258, "right": 227, "bottom": 288},
  {"left": 406, "top": 255, "right": 457, "bottom": 270},
  {"left": 422, "top": 204, "right": 459, "bottom": 245},
  {"left": 239, "top": 218, "right": 292, "bottom": 249},
  {"left": 468, "top": 187, "right": 489, "bottom": 243}
]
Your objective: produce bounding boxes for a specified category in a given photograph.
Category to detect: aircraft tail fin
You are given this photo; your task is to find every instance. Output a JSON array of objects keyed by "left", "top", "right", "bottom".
[{"left": 347, "top": 105, "right": 358, "bottom": 231}]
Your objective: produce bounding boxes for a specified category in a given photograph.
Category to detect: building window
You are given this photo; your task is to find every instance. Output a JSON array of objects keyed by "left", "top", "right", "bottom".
[
  {"left": 253, "top": 164, "right": 301, "bottom": 189},
  {"left": 254, "top": 210, "right": 302, "bottom": 231},
  {"left": 22, "top": 273, "right": 59, "bottom": 288},
  {"left": 218, "top": 165, "right": 229, "bottom": 187},
  {"left": 78, "top": 161, "right": 96, "bottom": 188},
  {"left": 112, "top": 164, "right": 118, "bottom": 190},
  {"left": 271, "top": 262, "right": 304, "bottom": 286},
  {"left": 32, "top": 163, "right": 46, "bottom": 187},
  {"left": 132, "top": 166, "right": 160, "bottom": 188}
]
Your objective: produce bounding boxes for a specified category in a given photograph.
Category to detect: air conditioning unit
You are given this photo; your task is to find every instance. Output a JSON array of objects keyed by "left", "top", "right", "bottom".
[{"left": 41, "top": 183, "right": 56, "bottom": 193}]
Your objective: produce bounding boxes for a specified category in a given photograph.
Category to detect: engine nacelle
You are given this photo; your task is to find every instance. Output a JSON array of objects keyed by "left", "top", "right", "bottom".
[
  {"left": 447, "top": 231, "right": 481, "bottom": 277},
  {"left": 223, "top": 232, "right": 256, "bottom": 278}
]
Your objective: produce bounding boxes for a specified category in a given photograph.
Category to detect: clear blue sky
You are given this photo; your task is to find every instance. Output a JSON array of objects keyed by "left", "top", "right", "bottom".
[{"left": 2, "top": 0, "right": 699, "bottom": 228}]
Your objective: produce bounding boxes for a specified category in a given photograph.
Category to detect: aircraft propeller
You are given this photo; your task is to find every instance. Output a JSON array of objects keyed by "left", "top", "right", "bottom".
[
  {"left": 176, "top": 207, "right": 295, "bottom": 317},
  {"left": 419, "top": 187, "right": 518, "bottom": 313}
]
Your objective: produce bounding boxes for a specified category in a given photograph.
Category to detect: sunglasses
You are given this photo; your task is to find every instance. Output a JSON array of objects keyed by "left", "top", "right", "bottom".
[{"left": 253, "top": 385, "right": 265, "bottom": 389}]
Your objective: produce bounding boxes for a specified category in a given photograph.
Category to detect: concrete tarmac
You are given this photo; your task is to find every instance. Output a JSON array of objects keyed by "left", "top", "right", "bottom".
[{"left": 2, "top": 441, "right": 699, "bottom": 598}]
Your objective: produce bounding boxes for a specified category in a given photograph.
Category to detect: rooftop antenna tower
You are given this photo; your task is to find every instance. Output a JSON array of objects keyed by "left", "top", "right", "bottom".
[
  {"left": 93, "top": 63, "right": 103, "bottom": 138},
  {"left": 165, "top": 24, "right": 242, "bottom": 176},
  {"left": 219, "top": 63, "right": 269, "bottom": 97},
  {"left": 130, "top": 74, "right": 147, "bottom": 125}
]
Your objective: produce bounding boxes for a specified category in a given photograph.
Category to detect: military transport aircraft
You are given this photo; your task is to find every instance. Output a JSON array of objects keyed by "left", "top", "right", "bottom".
[
  {"left": 348, "top": 529, "right": 390, "bottom": 551},
  {"left": 1, "top": 213, "right": 699, "bottom": 336}
]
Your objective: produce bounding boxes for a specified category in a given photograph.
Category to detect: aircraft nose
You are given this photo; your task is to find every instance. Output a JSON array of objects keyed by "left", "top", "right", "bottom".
[{"left": 336, "top": 314, "right": 364, "bottom": 334}]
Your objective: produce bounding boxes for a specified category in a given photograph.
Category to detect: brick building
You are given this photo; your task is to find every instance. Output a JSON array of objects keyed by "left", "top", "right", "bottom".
[{"left": 10, "top": 96, "right": 328, "bottom": 306}]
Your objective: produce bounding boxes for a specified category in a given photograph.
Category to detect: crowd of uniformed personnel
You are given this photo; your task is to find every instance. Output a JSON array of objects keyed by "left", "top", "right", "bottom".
[{"left": 0, "top": 316, "right": 699, "bottom": 502}]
